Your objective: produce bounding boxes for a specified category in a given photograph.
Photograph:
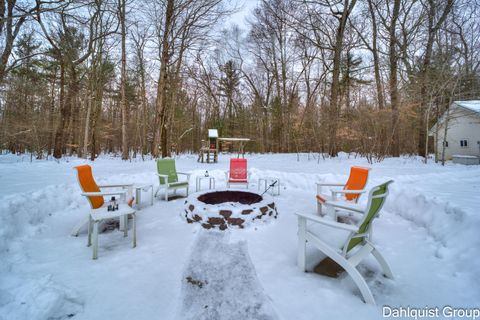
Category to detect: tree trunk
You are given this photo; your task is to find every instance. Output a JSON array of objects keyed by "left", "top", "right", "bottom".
[
  {"left": 367, "top": 0, "right": 385, "bottom": 110},
  {"left": 119, "top": 0, "right": 128, "bottom": 160},
  {"left": 388, "top": 0, "right": 401, "bottom": 157},
  {"left": 417, "top": 0, "right": 454, "bottom": 157},
  {"left": 328, "top": 0, "right": 357, "bottom": 157},
  {"left": 53, "top": 63, "right": 69, "bottom": 158},
  {"left": 152, "top": 0, "right": 174, "bottom": 158}
]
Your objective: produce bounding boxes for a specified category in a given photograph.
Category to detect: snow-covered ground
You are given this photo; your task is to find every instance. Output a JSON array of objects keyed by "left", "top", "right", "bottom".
[{"left": 0, "top": 153, "right": 479, "bottom": 320}]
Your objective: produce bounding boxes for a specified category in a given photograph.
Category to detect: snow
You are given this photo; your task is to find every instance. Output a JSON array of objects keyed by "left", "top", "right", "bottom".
[
  {"left": 176, "top": 231, "right": 278, "bottom": 320},
  {"left": 455, "top": 100, "right": 480, "bottom": 113},
  {"left": 1, "top": 153, "right": 480, "bottom": 320}
]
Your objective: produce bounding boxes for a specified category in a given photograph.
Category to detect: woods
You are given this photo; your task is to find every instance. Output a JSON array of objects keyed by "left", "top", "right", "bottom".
[{"left": 0, "top": 0, "right": 479, "bottom": 160}]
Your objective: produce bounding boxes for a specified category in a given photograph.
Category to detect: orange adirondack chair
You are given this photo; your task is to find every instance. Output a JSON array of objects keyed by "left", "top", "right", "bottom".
[
  {"left": 226, "top": 158, "right": 249, "bottom": 188},
  {"left": 316, "top": 166, "right": 370, "bottom": 216},
  {"left": 73, "top": 165, "right": 136, "bottom": 259}
]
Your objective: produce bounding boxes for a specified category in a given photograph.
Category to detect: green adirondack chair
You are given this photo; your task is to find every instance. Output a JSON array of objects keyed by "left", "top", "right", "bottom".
[
  {"left": 296, "top": 180, "right": 394, "bottom": 305},
  {"left": 155, "top": 159, "right": 190, "bottom": 201}
]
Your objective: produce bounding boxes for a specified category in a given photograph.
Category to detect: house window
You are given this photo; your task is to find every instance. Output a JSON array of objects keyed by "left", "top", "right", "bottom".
[
  {"left": 443, "top": 141, "right": 448, "bottom": 147},
  {"left": 460, "top": 140, "right": 468, "bottom": 148}
]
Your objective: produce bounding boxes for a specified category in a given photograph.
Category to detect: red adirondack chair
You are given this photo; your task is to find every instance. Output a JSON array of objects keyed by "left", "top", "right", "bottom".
[{"left": 226, "top": 158, "right": 249, "bottom": 188}]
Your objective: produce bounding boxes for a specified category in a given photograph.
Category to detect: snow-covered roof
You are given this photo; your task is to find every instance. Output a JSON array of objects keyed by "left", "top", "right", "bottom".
[
  {"left": 208, "top": 129, "right": 218, "bottom": 138},
  {"left": 454, "top": 100, "right": 480, "bottom": 113},
  {"left": 429, "top": 100, "right": 480, "bottom": 135}
]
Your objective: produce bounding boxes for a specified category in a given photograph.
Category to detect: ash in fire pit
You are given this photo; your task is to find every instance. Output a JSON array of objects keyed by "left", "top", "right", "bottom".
[
  {"left": 197, "top": 191, "right": 262, "bottom": 205},
  {"left": 184, "top": 190, "right": 278, "bottom": 230}
]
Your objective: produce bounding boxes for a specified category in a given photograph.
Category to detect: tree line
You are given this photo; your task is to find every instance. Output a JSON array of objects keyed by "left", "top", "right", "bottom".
[{"left": 0, "top": 0, "right": 479, "bottom": 161}]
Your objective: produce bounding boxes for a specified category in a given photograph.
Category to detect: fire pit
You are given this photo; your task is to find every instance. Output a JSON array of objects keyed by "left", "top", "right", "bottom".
[{"left": 183, "top": 190, "right": 278, "bottom": 230}]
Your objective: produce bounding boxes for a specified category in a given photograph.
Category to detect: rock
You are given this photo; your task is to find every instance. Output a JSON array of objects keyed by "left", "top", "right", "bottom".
[
  {"left": 219, "top": 224, "right": 228, "bottom": 230},
  {"left": 208, "top": 217, "right": 225, "bottom": 225},
  {"left": 268, "top": 203, "right": 275, "bottom": 209},
  {"left": 186, "top": 218, "right": 194, "bottom": 223},
  {"left": 193, "top": 214, "right": 202, "bottom": 222},
  {"left": 260, "top": 206, "right": 268, "bottom": 214},
  {"left": 189, "top": 204, "right": 195, "bottom": 211},
  {"left": 241, "top": 209, "right": 253, "bottom": 215},
  {"left": 219, "top": 210, "right": 232, "bottom": 219},
  {"left": 227, "top": 217, "right": 245, "bottom": 226},
  {"left": 201, "top": 223, "right": 212, "bottom": 229}
]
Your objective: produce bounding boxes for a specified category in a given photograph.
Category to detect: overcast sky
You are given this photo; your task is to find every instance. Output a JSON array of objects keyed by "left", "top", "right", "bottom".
[{"left": 228, "top": 0, "right": 260, "bottom": 28}]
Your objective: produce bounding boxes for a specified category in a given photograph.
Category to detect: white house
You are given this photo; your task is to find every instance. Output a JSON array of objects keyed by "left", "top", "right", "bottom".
[{"left": 429, "top": 100, "right": 480, "bottom": 161}]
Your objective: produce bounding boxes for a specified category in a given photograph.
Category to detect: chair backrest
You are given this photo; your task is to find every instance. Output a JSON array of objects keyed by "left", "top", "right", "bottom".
[
  {"left": 344, "top": 166, "right": 370, "bottom": 201},
  {"left": 74, "top": 165, "right": 104, "bottom": 209},
  {"left": 157, "top": 159, "right": 178, "bottom": 184},
  {"left": 229, "top": 158, "right": 247, "bottom": 180},
  {"left": 346, "top": 180, "right": 393, "bottom": 252}
]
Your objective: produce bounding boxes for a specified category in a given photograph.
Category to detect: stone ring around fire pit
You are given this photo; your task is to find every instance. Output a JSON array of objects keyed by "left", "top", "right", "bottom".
[{"left": 183, "top": 189, "right": 278, "bottom": 230}]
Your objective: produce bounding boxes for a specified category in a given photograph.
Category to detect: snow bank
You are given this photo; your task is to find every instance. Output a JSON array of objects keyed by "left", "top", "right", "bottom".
[
  {"left": 0, "top": 184, "right": 84, "bottom": 254},
  {"left": 0, "top": 274, "right": 84, "bottom": 320},
  {"left": 386, "top": 185, "right": 480, "bottom": 276}
]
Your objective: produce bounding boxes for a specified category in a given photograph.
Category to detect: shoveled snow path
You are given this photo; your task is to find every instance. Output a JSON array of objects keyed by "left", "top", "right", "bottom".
[{"left": 176, "top": 231, "right": 279, "bottom": 320}]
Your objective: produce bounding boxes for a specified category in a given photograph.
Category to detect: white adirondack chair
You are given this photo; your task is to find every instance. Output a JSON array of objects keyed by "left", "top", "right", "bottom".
[
  {"left": 316, "top": 166, "right": 370, "bottom": 216},
  {"left": 297, "top": 180, "right": 394, "bottom": 305},
  {"left": 225, "top": 158, "right": 250, "bottom": 188},
  {"left": 74, "top": 165, "right": 136, "bottom": 259},
  {"left": 155, "top": 159, "right": 190, "bottom": 201}
]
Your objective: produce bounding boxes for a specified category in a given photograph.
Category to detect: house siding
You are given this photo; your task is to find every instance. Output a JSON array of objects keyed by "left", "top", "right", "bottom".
[{"left": 431, "top": 106, "right": 480, "bottom": 160}]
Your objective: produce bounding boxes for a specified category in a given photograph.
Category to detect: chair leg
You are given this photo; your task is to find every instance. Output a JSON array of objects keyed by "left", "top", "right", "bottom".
[
  {"left": 92, "top": 222, "right": 99, "bottom": 260},
  {"left": 132, "top": 213, "right": 137, "bottom": 248},
  {"left": 371, "top": 246, "right": 394, "bottom": 279},
  {"left": 317, "top": 202, "right": 322, "bottom": 216},
  {"left": 165, "top": 188, "right": 168, "bottom": 201},
  {"left": 123, "top": 215, "right": 128, "bottom": 237},
  {"left": 297, "top": 217, "right": 307, "bottom": 272},
  {"left": 309, "top": 236, "right": 376, "bottom": 305},
  {"left": 119, "top": 213, "right": 125, "bottom": 231},
  {"left": 345, "top": 262, "right": 375, "bottom": 304},
  {"left": 325, "top": 204, "right": 336, "bottom": 220},
  {"left": 87, "top": 215, "right": 92, "bottom": 247},
  {"left": 71, "top": 217, "right": 89, "bottom": 237}
]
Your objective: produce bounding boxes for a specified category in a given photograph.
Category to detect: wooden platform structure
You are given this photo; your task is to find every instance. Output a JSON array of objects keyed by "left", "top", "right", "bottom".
[
  {"left": 218, "top": 138, "right": 250, "bottom": 158},
  {"left": 198, "top": 129, "right": 219, "bottom": 163},
  {"left": 198, "top": 129, "right": 251, "bottom": 163}
]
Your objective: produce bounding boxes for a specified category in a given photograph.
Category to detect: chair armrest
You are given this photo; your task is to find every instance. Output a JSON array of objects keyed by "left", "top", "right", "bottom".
[
  {"left": 296, "top": 212, "right": 358, "bottom": 232},
  {"left": 330, "top": 187, "right": 367, "bottom": 194},
  {"left": 316, "top": 183, "right": 345, "bottom": 187},
  {"left": 330, "top": 187, "right": 366, "bottom": 200},
  {"left": 317, "top": 183, "right": 345, "bottom": 194},
  {"left": 324, "top": 201, "right": 365, "bottom": 213},
  {"left": 98, "top": 184, "right": 133, "bottom": 188},
  {"left": 157, "top": 174, "right": 169, "bottom": 185},
  {"left": 81, "top": 190, "right": 127, "bottom": 197},
  {"left": 177, "top": 172, "right": 191, "bottom": 178}
]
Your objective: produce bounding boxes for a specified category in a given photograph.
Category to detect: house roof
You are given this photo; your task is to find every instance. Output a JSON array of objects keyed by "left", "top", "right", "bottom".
[
  {"left": 428, "top": 100, "right": 480, "bottom": 135},
  {"left": 455, "top": 100, "right": 480, "bottom": 113},
  {"left": 208, "top": 129, "right": 218, "bottom": 138}
]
